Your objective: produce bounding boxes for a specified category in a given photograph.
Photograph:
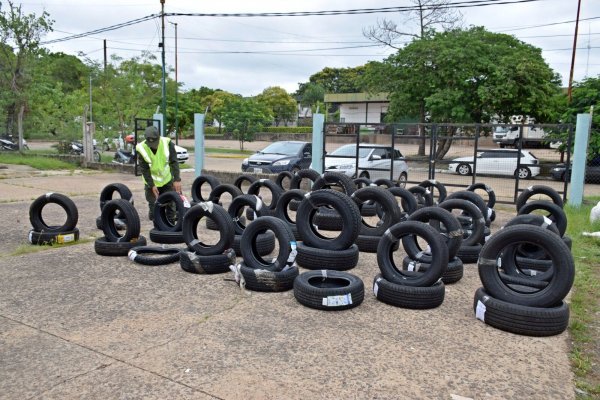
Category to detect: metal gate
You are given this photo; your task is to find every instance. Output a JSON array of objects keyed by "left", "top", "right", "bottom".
[{"left": 322, "top": 122, "right": 573, "bottom": 204}]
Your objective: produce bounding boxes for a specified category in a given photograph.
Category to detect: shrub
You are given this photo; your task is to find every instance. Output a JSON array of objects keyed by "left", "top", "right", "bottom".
[{"left": 262, "top": 126, "right": 312, "bottom": 133}]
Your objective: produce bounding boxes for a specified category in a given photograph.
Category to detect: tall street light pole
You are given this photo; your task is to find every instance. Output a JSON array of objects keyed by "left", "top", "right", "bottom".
[
  {"left": 169, "top": 21, "right": 179, "bottom": 145},
  {"left": 160, "top": 0, "right": 167, "bottom": 136},
  {"left": 567, "top": 0, "right": 582, "bottom": 103}
]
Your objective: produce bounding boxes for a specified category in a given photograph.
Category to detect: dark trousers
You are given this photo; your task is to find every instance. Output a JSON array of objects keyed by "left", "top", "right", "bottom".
[{"left": 145, "top": 180, "right": 175, "bottom": 220}]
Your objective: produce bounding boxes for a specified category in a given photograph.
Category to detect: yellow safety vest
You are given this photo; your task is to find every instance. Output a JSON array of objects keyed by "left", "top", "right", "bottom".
[{"left": 136, "top": 137, "right": 172, "bottom": 187}]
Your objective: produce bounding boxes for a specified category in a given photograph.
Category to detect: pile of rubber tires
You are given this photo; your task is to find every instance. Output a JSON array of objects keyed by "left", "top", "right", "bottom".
[
  {"left": 28, "top": 192, "right": 80, "bottom": 245},
  {"left": 474, "top": 185, "right": 573, "bottom": 336}
]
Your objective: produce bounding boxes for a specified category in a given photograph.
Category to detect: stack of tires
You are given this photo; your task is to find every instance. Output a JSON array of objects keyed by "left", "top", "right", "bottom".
[
  {"left": 467, "top": 182, "right": 496, "bottom": 222},
  {"left": 95, "top": 198, "right": 146, "bottom": 256},
  {"left": 474, "top": 223, "right": 574, "bottom": 336},
  {"left": 227, "top": 193, "right": 275, "bottom": 257},
  {"left": 294, "top": 189, "right": 362, "bottom": 272},
  {"left": 95, "top": 183, "right": 133, "bottom": 231},
  {"left": 373, "top": 221, "right": 449, "bottom": 309},
  {"left": 205, "top": 183, "right": 243, "bottom": 230},
  {"left": 180, "top": 201, "right": 236, "bottom": 275},
  {"left": 28, "top": 193, "right": 80, "bottom": 245},
  {"left": 402, "top": 206, "right": 464, "bottom": 284},
  {"left": 149, "top": 191, "right": 191, "bottom": 245},
  {"left": 244, "top": 179, "right": 283, "bottom": 220}
]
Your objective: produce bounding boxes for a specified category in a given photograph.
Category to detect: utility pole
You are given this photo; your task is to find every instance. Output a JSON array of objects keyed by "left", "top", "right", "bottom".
[
  {"left": 567, "top": 0, "right": 582, "bottom": 103},
  {"left": 169, "top": 21, "right": 179, "bottom": 145},
  {"left": 89, "top": 75, "right": 93, "bottom": 123},
  {"left": 160, "top": 0, "right": 167, "bottom": 137}
]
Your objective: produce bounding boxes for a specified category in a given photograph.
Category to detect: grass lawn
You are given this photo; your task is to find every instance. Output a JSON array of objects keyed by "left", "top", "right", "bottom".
[{"left": 0, "top": 153, "right": 75, "bottom": 170}]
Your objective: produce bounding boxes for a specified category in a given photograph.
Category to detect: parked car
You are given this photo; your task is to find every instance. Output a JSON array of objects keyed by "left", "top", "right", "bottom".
[
  {"left": 448, "top": 149, "right": 540, "bottom": 179},
  {"left": 241, "top": 141, "right": 312, "bottom": 173},
  {"left": 175, "top": 145, "right": 189, "bottom": 164},
  {"left": 324, "top": 144, "right": 408, "bottom": 186},
  {"left": 551, "top": 155, "right": 600, "bottom": 183}
]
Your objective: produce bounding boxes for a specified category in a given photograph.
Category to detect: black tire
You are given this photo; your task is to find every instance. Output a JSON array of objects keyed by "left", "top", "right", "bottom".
[
  {"left": 28, "top": 228, "right": 80, "bottom": 246},
  {"left": 274, "top": 189, "right": 306, "bottom": 234},
  {"left": 208, "top": 184, "right": 243, "bottom": 204},
  {"left": 275, "top": 171, "right": 294, "bottom": 191},
  {"left": 191, "top": 175, "right": 221, "bottom": 202},
  {"left": 388, "top": 187, "right": 418, "bottom": 215},
  {"left": 101, "top": 199, "right": 141, "bottom": 242},
  {"left": 94, "top": 235, "right": 147, "bottom": 257},
  {"left": 99, "top": 183, "right": 133, "bottom": 210},
  {"left": 405, "top": 206, "right": 462, "bottom": 260},
  {"left": 438, "top": 198, "right": 485, "bottom": 246},
  {"left": 407, "top": 186, "right": 434, "bottom": 209},
  {"left": 402, "top": 256, "right": 464, "bottom": 284},
  {"left": 128, "top": 246, "right": 181, "bottom": 266},
  {"left": 373, "top": 178, "right": 396, "bottom": 189},
  {"left": 353, "top": 177, "right": 373, "bottom": 188},
  {"left": 498, "top": 271, "right": 549, "bottom": 289},
  {"left": 228, "top": 194, "right": 267, "bottom": 235},
  {"left": 478, "top": 225, "right": 574, "bottom": 307},
  {"left": 239, "top": 263, "right": 299, "bottom": 292},
  {"left": 247, "top": 179, "right": 284, "bottom": 210},
  {"left": 456, "top": 163, "right": 472, "bottom": 176},
  {"left": 418, "top": 179, "right": 447, "bottom": 204},
  {"left": 180, "top": 250, "right": 235, "bottom": 274},
  {"left": 516, "top": 185, "right": 564, "bottom": 212},
  {"left": 517, "top": 200, "right": 568, "bottom": 237},
  {"left": 355, "top": 234, "right": 399, "bottom": 253},
  {"left": 373, "top": 275, "right": 445, "bottom": 309},
  {"left": 456, "top": 244, "right": 482, "bottom": 264},
  {"left": 153, "top": 191, "right": 188, "bottom": 232},
  {"left": 313, "top": 171, "right": 357, "bottom": 195},
  {"left": 473, "top": 287, "right": 569, "bottom": 337},
  {"left": 149, "top": 228, "right": 185, "bottom": 244},
  {"left": 293, "top": 270, "right": 364, "bottom": 311},
  {"left": 446, "top": 190, "right": 490, "bottom": 227},
  {"left": 466, "top": 182, "right": 496, "bottom": 209},
  {"left": 206, "top": 214, "right": 245, "bottom": 231},
  {"left": 290, "top": 168, "right": 320, "bottom": 190},
  {"left": 296, "top": 243, "right": 359, "bottom": 271},
  {"left": 233, "top": 174, "right": 258, "bottom": 193},
  {"left": 378, "top": 221, "right": 449, "bottom": 287},
  {"left": 29, "top": 193, "right": 79, "bottom": 233},
  {"left": 296, "top": 189, "right": 361, "bottom": 251},
  {"left": 240, "top": 216, "right": 296, "bottom": 272},
  {"left": 351, "top": 186, "right": 402, "bottom": 236},
  {"left": 232, "top": 232, "right": 275, "bottom": 257},
  {"left": 503, "top": 214, "right": 561, "bottom": 260},
  {"left": 182, "top": 202, "right": 235, "bottom": 256}
]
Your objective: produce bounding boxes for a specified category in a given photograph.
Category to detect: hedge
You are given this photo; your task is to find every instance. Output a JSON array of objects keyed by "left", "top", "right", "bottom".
[{"left": 262, "top": 126, "right": 312, "bottom": 133}]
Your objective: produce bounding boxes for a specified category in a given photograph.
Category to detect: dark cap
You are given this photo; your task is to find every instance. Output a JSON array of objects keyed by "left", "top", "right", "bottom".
[{"left": 145, "top": 126, "right": 159, "bottom": 141}]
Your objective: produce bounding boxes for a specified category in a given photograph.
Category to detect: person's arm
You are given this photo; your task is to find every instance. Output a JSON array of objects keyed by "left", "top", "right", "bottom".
[
  {"left": 168, "top": 141, "right": 182, "bottom": 193},
  {"left": 137, "top": 149, "right": 155, "bottom": 188}
]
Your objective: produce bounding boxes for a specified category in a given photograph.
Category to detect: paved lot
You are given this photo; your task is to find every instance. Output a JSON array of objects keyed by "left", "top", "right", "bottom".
[{"left": 0, "top": 164, "right": 576, "bottom": 399}]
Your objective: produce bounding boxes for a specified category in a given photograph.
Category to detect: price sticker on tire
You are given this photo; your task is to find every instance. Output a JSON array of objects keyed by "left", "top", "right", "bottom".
[{"left": 322, "top": 294, "right": 352, "bottom": 307}]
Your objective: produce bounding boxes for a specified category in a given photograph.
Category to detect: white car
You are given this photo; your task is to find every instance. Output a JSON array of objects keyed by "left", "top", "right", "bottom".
[
  {"left": 448, "top": 149, "right": 540, "bottom": 179},
  {"left": 325, "top": 144, "right": 409, "bottom": 186},
  {"left": 175, "top": 144, "right": 189, "bottom": 164}
]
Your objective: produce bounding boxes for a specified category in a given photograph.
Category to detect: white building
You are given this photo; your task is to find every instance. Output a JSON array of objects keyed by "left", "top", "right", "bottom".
[{"left": 324, "top": 93, "right": 389, "bottom": 123}]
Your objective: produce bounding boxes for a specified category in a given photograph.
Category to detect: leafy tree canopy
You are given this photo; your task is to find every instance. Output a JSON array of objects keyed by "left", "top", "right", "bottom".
[
  {"left": 256, "top": 86, "right": 297, "bottom": 126},
  {"left": 221, "top": 96, "right": 272, "bottom": 150}
]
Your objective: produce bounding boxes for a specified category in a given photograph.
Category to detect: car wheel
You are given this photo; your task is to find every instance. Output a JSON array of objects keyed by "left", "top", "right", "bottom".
[
  {"left": 359, "top": 171, "right": 370, "bottom": 179},
  {"left": 397, "top": 172, "right": 407, "bottom": 188},
  {"left": 457, "top": 163, "right": 471, "bottom": 176},
  {"left": 516, "top": 167, "right": 531, "bottom": 179}
]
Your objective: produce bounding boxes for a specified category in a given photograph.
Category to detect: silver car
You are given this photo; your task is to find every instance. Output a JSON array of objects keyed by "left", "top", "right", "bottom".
[{"left": 324, "top": 144, "right": 409, "bottom": 186}]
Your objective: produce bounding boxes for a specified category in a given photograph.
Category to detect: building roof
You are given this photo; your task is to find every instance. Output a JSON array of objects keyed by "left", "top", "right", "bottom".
[{"left": 324, "top": 93, "right": 389, "bottom": 103}]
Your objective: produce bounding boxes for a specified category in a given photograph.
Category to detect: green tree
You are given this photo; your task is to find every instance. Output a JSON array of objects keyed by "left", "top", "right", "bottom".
[
  {"left": 0, "top": 0, "right": 53, "bottom": 147},
  {"left": 297, "top": 83, "right": 325, "bottom": 118},
  {"left": 303, "top": 66, "right": 366, "bottom": 94},
  {"left": 256, "top": 86, "right": 297, "bottom": 126},
  {"left": 221, "top": 97, "right": 272, "bottom": 150},
  {"left": 362, "top": 27, "right": 561, "bottom": 157},
  {"left": 203, "top": 90, "right": 237, "bottom": 134}
]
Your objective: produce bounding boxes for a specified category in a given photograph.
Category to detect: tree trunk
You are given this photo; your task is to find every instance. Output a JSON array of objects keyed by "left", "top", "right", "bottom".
[
  {"left": 435, "top": 128, "right": 455, "bottom": 160},
  {"left": 17, "top": 104, "right": 25, "bottom": 151}
]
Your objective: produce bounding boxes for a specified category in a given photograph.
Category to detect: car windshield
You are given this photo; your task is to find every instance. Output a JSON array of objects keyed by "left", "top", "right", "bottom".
[
  {"left": 260, "top": 142, "right": 303, "bottom": 155},
  {"left": 329, "top": 145, "right": 373, "bottom": 158}
]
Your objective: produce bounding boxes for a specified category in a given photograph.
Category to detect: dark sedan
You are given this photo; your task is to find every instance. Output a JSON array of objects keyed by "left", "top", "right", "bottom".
[
  {"left": 241, "top": 141, "right": 312, "bottom": 174},
  {"left": 550, "top": 156, "right": 600, "bottom": 183}
]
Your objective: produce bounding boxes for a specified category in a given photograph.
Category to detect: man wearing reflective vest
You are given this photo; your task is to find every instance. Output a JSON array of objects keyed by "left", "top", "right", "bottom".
[{"left": 136, "top": 126, "right": 182, "bottom": 220}]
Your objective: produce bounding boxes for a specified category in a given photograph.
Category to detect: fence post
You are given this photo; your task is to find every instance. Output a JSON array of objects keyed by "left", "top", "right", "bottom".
[
  {"left": 311, "top": 113, "right": 325, "bottom": 173},
  {"left": 568, "top": 113, "right": 592, "bottom": 207},
  {"left": 194, "top": 113, "right": 205, "bottom": 177}
]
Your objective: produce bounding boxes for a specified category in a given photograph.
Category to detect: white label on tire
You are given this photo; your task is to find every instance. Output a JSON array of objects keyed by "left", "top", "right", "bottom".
[
  {"left": 128, "top": 250, "right": 137, "bottom": 261},
  {"left": 322, "top": 293, "right": 352, "bottom": 307},
  {"left": 58, "top": 233, "right": 75, "bottom": 243},
  {"left": 28, "top": 230, "right": 33, "bottom": 243},
  {"left": 254, "top": 196, "right": 263, "bottom": 211},
  {"left": 475, "top": 300, "right": 486, "bottom": 322},
  {"left": 373, "top": 282, "right": 379, "bottom": 297},
  {"left": 45, "top": 192, "right": 53, "bottom": 198}
]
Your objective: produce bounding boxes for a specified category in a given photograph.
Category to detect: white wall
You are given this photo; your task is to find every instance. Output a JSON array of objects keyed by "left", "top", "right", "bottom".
[{"left": 339, "top": 102, "right": 388, "bottom": 123}]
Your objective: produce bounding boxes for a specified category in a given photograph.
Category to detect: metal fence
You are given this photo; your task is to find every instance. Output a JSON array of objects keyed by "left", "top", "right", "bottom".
[{"left": 322, "top": 122, "right": 575, "bottom": 204}]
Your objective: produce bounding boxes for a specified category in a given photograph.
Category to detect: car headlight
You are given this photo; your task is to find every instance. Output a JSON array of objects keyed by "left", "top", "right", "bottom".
[
  {"left": 242, "top": 158, "right": 248, "bottom": 165},
  {"left": 273, "top": 159, "right": 290, "bottom": 166}
]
